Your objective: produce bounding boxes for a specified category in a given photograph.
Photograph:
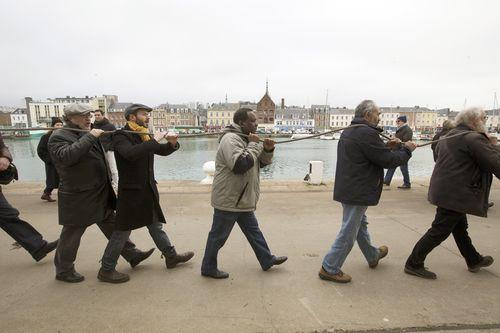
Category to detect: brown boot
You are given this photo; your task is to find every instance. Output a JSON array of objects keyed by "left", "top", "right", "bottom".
[
  {"left": 164, "top": 250, "right": 194, "bottom": 269},
  {"left": 318, "top": 267, "right": 352, "bottom": 283},
  {"left": 41, "top": 193, "right": 56, "bottom": 202},
  {"left": 97, "top": 268, "right": 130, "bottom": 284},
  {"left": 369, "top": 245, "right": 389, "bottom": 268}
]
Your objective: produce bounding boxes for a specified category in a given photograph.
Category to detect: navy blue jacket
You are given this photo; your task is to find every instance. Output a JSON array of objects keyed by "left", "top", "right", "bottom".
[{"left": 333, "top": 118, "right": 412, "bottom": 206}]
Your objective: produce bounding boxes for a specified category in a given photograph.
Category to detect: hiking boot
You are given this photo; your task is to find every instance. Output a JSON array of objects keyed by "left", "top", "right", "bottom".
[
  {"left": 164, "top": 250, "right": 194, "bottom": 269},
  {"left": 32, "top": 240, "right": 59, "bottom": 262},
  {"left": 263, "top": 256, "right": 288, "bottom": 271},
  {"left": 129, "top": 248, "right": 155, "bottom": 268},
  {"left": 201, "top": 269, "right": 229, "bottom": 279},
  {"left": 468, "top": 256, "right": 494, "bottom": 272},
  {"left": 369, "top": 245, "right": 388, "bottom": 268},
  {"left": 404, "top": 265, "right": 437, "bottom": 279},
  {"left": 41, "top": 193, "right": 56, "bottom": 202},
  {"left": 56, "top": 270, "right": 85, "bottom": 283},
  {"left": 397, "top": 184, "right": 411, "bottom": 189},
  {"left": 318, "top": 267, "right": 352, "bottom": 283},
  {"left": 97, "top": 268, "right": 130, "bottom": 284}
]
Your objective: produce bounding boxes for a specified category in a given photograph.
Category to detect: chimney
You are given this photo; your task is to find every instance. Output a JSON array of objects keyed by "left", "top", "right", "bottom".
[{"left": 281, "top": 98, "right": 285, "bottom": 110}]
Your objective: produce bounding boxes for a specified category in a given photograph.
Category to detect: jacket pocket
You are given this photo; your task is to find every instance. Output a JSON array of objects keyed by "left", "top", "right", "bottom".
[{"left": 235, "top": 182, "right": 248, "bottom": 207}]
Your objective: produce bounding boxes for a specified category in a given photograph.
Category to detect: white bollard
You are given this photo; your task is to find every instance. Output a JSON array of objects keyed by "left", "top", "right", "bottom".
[
  {"left": 307, "top": 161, "right": 324, "bottom": 185},
  {"left": 201, "top": 161, "right": 216, "bottom": 184}
]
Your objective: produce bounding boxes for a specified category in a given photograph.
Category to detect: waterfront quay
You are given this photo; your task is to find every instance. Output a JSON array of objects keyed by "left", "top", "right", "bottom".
[{"left": 1, "top": 179, "right": 499, "bottom": 333}]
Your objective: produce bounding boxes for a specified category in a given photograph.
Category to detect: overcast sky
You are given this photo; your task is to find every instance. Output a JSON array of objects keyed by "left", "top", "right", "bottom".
[{"left": 1, "top": 0, "right": 499, "bottom": 110}]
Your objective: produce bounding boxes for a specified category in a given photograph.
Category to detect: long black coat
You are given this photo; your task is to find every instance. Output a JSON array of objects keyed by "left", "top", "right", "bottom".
[
  {"left": 37, "top": 132, "right": 60, "bottom": 189},
  {"left": 113, "top": 124, "right": 179, "bottom": 231},
  {"left": 428, "top": 125, "right": 500, "bottom": 217},
  {"left": 48, "top": 124, "right": 115, "bottom": 226},
  {"left": 334, "top": 118, "right": 412, "bottom": 206}
]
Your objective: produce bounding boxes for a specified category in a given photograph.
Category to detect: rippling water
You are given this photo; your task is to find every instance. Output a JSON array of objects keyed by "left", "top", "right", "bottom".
[{"left": 5, "top": 136, "right": 435, "bottom": 181}]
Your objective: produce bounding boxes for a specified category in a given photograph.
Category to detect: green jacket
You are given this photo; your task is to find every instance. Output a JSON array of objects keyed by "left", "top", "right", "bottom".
[{"left": 211, "top": 124, "right": 274, "bottom": 212}]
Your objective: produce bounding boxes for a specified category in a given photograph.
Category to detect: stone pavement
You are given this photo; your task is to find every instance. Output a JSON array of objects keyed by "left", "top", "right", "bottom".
[{"left": 0, "top": 179, "right": 499, "bottom": 333}]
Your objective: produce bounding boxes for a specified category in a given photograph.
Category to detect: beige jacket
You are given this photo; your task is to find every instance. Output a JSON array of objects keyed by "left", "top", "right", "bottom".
[{"left": 211, "top": 124, "right": 273, "bottom": 212}]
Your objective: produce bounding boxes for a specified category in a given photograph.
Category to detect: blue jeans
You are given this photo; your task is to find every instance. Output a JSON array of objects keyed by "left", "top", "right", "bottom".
[
  {"left": 201, "top": 209, "right": 275, "bottom": 274},
  {"left": 322, "top": 204, "right": 379, "bottom": 274},
  {"left": 384, "top": 163, "right": 410, "bottom": 186}
]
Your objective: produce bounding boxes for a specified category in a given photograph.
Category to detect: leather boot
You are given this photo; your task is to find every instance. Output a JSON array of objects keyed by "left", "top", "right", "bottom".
[
  {"left": 163, "top": 247, "right": 194, "bottom": 269},
  {"left": 97, "top": 268, "right": 130, "bottom": 283},
  {"left": 41, "top": 193, "right": 56, "bottom": 202}
]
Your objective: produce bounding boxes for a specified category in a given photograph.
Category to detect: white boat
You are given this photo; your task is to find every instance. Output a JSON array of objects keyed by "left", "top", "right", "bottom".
[
  {"left": 290, "top": 133, "right": 313, "bottom": 140},
  {"left": 319, "top": 135, "right": 334, "bottom": 140},
  {"left": 29, "top": 129, "right": 47, "bottom": 137}
]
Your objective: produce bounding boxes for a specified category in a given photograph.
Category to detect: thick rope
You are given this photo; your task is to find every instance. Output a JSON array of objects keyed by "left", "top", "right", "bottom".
[{"left": 0, "top": 126, "right": 473, "bottom": 148}]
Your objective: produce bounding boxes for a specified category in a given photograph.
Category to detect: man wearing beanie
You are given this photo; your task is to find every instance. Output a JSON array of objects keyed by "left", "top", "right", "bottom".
[{"left": 383, "top": 115, "right": 413, "bottom": 189}]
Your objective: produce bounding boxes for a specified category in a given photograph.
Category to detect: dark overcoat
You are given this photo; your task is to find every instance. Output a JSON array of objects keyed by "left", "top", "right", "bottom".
[
  {"left": 395, "top": 124, "right": 413, "bottom": 142},
  {"left": 333, "top": 118, "right": 412, "bottom": 206},
  {"left": 37, "top": 132, "right": 60, "bottom": 189},
  {"left": 112, "top": 124, "right": 179, "bottom": 231},
  {"left": 48, "top": 124, "right": 116, "bottom": 226},
  {"left": 428, "top": 125, "right": 500, "bottom": 217}
]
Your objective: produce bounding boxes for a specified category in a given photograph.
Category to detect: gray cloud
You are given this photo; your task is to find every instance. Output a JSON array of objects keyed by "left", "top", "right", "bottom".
[{"left": 1, "top": 0, "right": 499, "bottom": 110}]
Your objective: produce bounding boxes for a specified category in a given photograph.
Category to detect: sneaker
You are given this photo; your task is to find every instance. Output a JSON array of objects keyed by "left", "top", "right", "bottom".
[
  {"left": 397, "top": 184, "right": 411, "bottom": 189},
  {"left": 318, "top": 267, "right": 352, "bottom": 283},
  {"left": 97, "top": 268, "right": 130, "bottom": 283},
  {"left": 404, "top": 265, "right": 437, "bottom": 279},
  {"left": 369, "top": 245, "right": 388, "bottom": 268},
  {"left": 468, "top": 256, "right": 494, "bottom": 272}
]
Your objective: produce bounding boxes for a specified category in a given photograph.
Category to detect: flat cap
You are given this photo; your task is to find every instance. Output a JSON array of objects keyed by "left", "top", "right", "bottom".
[
  {"left": 124, "top": 103, "right": 152, "bottom": 119},
  {"left": 63, "top": 103, "right": 94, "bottom": 116}
]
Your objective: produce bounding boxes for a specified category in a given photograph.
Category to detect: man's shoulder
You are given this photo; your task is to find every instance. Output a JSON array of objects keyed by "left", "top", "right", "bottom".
[{"left": 49, "top": 128, "right": 74, "bottom": 141}]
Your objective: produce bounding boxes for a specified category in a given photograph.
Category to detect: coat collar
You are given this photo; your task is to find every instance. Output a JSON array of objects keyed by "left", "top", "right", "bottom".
[{"left": 350, "top": 117, "right": 383, "bottom": 132}]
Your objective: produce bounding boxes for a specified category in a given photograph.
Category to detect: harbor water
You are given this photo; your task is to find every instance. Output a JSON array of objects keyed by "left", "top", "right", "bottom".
[{"left": 5, "top": 136, "right": 435, "bottom": 182}]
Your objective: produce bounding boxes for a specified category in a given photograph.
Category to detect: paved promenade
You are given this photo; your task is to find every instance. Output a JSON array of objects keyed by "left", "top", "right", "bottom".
[{"left": 1, "top": 179, "right": 499, "bottom": 333}]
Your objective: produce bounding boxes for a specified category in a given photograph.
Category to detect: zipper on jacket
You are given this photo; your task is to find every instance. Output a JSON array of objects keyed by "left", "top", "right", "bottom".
[{"left": 235, "top": 182, "right": 248, "bottom": 207}]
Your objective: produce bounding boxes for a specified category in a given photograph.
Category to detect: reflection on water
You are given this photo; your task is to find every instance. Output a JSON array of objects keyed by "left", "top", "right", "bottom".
[{"left": 4, "top": 137, "right": 436, "bottom": 181}]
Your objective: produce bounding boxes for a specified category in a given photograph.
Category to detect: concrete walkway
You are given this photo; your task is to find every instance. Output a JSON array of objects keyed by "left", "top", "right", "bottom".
[{"left": 1, "top": 179, "right": 499, "bottom": 333}]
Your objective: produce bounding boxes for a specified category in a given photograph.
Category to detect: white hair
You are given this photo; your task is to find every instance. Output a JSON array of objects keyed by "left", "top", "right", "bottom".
[
  {"left": 455, "top": 107, "right": 486, "bottom": 132},
  {"left": 354, "top": 100, "right": 378, "bottom": 118}
]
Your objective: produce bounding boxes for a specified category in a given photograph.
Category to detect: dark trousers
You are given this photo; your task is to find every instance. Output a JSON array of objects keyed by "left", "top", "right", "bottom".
[
  {"left": 54, "top": 209, "right": 141, "bottom": 274},
  {"left": 406, "top": 207, "right": 483, "bottom": 268},
  {"left": 0, "top": 191, "right": 47, "bottom": 259},
  {"left": 201, "top": 209, "right": 275, "bottom": 274},
  {"left": 384, "top": 163, "right": 410, "bottom": 186},
  {"left": 43, "top": 164, "right": 59, "bottom": 195}
]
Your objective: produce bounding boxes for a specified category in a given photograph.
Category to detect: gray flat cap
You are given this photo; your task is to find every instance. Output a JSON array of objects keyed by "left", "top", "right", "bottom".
[
  {"left": 124, "top": 103, "right": 152, "bottom": 119},
  {"left": 63, "top": 103, "right": 94, "bottom": 116}
]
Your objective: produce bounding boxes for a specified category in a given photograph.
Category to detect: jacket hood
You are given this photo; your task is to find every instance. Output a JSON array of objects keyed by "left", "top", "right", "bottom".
[{"left": 219, "top": 123, "right": 245, "bottom": 142}]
